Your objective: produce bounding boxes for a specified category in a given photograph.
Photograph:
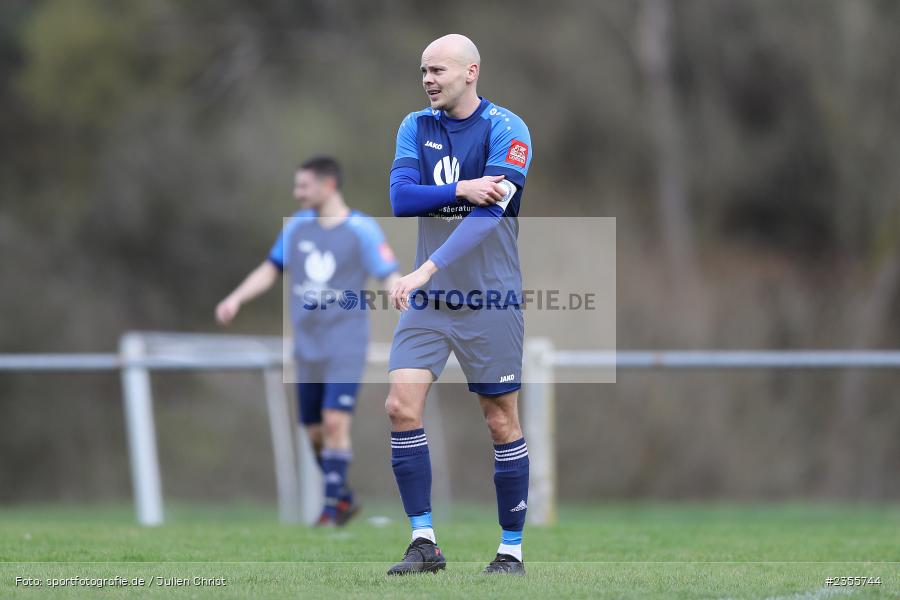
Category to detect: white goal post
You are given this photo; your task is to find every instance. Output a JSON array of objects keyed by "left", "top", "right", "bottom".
[
  {"left": 119, "top": 331, "right": 301, "bottom": 526},
  {"left": 116, "top": 331, "right": 557, "bottom": 527}
]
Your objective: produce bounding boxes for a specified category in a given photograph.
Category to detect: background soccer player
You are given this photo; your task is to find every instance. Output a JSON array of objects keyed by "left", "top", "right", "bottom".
[
  {"left": 384, "top": 34, "right": 533, "bottom": 575},
  {"left": 215, "top": 156, "right": 399, "bottom": 526}
]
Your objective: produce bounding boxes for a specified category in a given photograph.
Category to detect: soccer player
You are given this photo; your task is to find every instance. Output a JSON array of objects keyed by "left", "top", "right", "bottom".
[
  {"left": 215, "top": 156, "right": 399, "bottom": 526},
  {"left": 384, "top": 34, "right": 533, "bottom": 575}
]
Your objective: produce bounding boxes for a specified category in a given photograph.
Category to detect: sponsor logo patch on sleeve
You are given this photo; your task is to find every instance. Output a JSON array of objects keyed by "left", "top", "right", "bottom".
[
  {"left": 379, "top": 241, "right": 396, "bottom": 263},
  {"left": 505, "top": 140, "right": 528, "bottom": 168}
]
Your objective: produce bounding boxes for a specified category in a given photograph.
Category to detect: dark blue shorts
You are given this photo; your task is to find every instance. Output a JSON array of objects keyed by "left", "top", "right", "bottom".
[
  {"left": 388, "top": 305, "right": 524, "bottom": 396},
  {"left": 295, "top": 354, "right": 364, "bottom": 425}
]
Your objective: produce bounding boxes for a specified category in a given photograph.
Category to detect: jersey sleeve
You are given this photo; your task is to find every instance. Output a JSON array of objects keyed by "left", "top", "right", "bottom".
[
  {"left": 392, "top": 112, "right": 420, "bottom": 170},
  {"left": 267, "top": 210, "right": 312, "bottom": 271},
  {"left": 268, "top": 227, "right": 288, "bottom": 271},
  {"left": 484, "top": 113, "right": 532, "bottom": 188},
  {"left": 389, "top": 165, "right": 458, "bottom": 217},
  {"left": 428, "top": 203, "right": 504, "bottom": 270},
  {"left": 349, "top": 214, "right": 399, "bottom": 279}
]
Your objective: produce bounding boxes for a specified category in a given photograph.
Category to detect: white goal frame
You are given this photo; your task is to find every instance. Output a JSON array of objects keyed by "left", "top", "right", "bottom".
[{"left": 117, "top": 331, "right": 557, "bottom": 527}]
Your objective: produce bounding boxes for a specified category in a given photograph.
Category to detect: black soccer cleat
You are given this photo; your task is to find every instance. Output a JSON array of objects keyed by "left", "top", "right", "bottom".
[
  {"left": 335, "top": 498, "right": 361, "bottom": 527},
  {"left": 482, "top": 553, "right": 526, "bottom": 575},
  {"left": 313, "top": 510, "right": 336, "bottom": 528},
  {"left": 386, "top": 537, "right": 446, "bottom": 575}
]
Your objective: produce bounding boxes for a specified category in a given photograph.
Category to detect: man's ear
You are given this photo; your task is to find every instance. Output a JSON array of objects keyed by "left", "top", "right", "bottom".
[{"left": 467, "top": 63, "right": 479, "bottom": 84}]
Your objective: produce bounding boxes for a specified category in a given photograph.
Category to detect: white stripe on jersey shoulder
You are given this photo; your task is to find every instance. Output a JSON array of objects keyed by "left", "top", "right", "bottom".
[
  {"left": 479, "top": 101, "right": 528, "bottom": 130},
  {"left": 407, "top": 106, "right": 440, "bottom": 123}
]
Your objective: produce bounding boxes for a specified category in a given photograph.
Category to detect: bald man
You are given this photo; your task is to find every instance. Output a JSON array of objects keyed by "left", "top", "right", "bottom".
[{"left": 384, "top": 34, "right": 533, "bottom": 576}]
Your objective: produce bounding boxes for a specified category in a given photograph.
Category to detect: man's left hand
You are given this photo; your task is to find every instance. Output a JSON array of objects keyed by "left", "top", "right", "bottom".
[{"left": 390, "top": 260, "right": 438, "bottom": 311}]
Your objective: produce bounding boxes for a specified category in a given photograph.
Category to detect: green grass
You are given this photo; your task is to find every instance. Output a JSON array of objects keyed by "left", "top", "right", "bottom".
[{"left": 1, "top": 503, "right": 897, "bottom": 599}]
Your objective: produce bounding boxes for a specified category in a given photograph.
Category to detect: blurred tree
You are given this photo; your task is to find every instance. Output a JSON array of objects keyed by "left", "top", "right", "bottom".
[{"left": 1, "top": 0, "right": 899, "bottom": 502}]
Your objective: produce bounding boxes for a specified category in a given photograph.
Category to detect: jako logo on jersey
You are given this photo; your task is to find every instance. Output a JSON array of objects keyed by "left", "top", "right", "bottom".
[
  {"left": 510, "top": 500, "right": 527, "bottom": 512},
  {"left": 499, "top": 373, "right": 515, "bottom": 383},
  {"left": 505, "top": 140, "right": 529, "bottom": 168},
  {"left": 424, "top": 140, "right": 443, "bottom": 150},
  {"left": 433, "top": 156, "right": 460, "bottom": 186},
  {"left": 337, "top": 394, "right": 355, "bottom": 407}
]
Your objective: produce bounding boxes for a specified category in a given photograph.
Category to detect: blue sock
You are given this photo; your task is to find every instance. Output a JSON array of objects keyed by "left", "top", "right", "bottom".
[
  {"left": 321, "top": 448, "right": 352, "bottom": 519},
  {"left": 494, "top": 438, "right": 529, "bottom": 560},
  {"left": 391, "top": 428, "right": 433, "bottom": 541},
  {"left": 410, "top": 511, "right": 434, "bottom": 542},
  {"left": 315, "top": 448, "right": 350, "bottom": 503}
]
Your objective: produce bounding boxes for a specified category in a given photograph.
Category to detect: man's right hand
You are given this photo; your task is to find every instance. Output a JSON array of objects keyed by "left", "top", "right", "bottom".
[
  {"left": 456, "top": 175, "right": 506, "bottom": 206},
  {"left": 215, "top": 296, "right": 241, "bottom": 326}
]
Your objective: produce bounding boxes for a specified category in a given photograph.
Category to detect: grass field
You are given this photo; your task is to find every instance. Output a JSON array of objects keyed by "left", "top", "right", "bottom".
[{"left": 1, "top": 503, "right": 897, "bottom": 599}]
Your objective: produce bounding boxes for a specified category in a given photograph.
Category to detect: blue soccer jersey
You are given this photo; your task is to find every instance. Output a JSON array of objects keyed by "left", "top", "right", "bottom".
[
  {"left": 269, "top": 209, "right": 398, "bottom": 361},
  {"left": 391, "top": 97, "right": 532, "bottom": 302}
]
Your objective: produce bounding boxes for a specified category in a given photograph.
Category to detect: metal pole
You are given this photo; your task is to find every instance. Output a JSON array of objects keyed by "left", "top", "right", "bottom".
[
  {"left": 119, "top": 333, "right": 164, "bottom": 526},
  {"left": 5, "top": 349, "right": 900, "bottom": 372},
  {"left": 550, "top": 350, "right": 900, "bottom": 369},
  {"left": 523, "top": 337, "right": 557, "bottom": 526},
  {"left": 295, "top": 424, "right": 323, "bottom": 525},
  {"left": 425, "top": 386, "right": 452, "bottom": 514},
  {"left": 263, "top": 368, "right": 301, "bottom": 523}
]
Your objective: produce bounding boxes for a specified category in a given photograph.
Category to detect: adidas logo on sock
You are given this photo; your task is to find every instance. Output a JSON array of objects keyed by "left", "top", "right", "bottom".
[{"left": 510, "top": 500, "right": 528, "bottom": 512}]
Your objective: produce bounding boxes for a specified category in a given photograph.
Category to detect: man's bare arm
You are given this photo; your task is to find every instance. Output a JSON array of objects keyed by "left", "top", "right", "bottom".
[{"left": 215, "top": 261, "right": 280, "bottom": 325}]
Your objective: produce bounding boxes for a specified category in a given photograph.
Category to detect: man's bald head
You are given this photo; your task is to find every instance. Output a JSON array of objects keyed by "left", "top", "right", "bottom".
[
  {"left": 423, "top": 34, "right": 481, "bottom": 68},
  {"left": 420, "top": 34, "right": 482, "bottom": 117}
]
